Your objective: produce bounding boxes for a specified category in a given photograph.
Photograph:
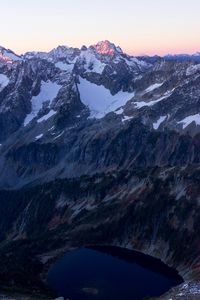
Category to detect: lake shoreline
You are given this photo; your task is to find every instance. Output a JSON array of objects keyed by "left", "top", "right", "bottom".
[
  {"left": 0, "top": 242, "right": 198, "bottom": 300},
  {"left": 47, "top": 246, "right": 183, "bottom": 300}
]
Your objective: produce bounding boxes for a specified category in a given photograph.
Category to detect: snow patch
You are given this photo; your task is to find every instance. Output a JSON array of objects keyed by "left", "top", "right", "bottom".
[
  {"left": 37, "top": 109, "right": 57, "bottom": 123},
  {"left": 122, "top": 115, "right": 133, "bottom": 122},
  {"left": 134, "top": 91, "right": 172, "bottom": 109},
  {"left": 4, "top": 51, "right": 21, "bottom": 61},
  {"left": 186, "top": 64, "right": 200, "bottom": 76},
  {"left": 178, "top": 113, "right": 200, "bottom": 129},
  {"left": 35, "top": 133, "right": 43, "bottom": 140},
  {"left": 115, "top": 108, "right": 124, "bottom": 115},
  {"left": 145, "top": 82, "right": 163, "bottom": 93},
  {"left": 0, "top": 48, "right": 21, "bottom": 63},
  {"left": 53, "top": 131, "right": 64, "bottom": 140},
  {"left": 78, "top": 77, "right": 135, "bottom": 119},
  {"left": 153, "top": 115, "right": 167, "bottom": 129},
  {"left": 55, "top": 61, "right": 74, "bottom": 72},
  {"left": 24, "top": 80, "right": 61, "bottom": 126},
  {"left": 48, "top": 125, "right": 55, "bottom": 131},
  {"left": 122, "top": 57, "right": 148, "bottom": 70},
  {"left": 0, "top": 74, "right": 9, "bottom": 92},
  {"left": 80, "top": 50, "right": 106, "bottom": 74}
]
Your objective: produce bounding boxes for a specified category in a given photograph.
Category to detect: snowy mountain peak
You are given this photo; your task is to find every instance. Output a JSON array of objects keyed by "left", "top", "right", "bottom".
[
  {"left": 49, "top": 45, "right": 70, "bottom": 57},
  {"left": 90, "top": 40, "right": 123, "bottom": 56},
  {"left": 49, "top": 45, "right": 81, "bottom": 62},
  {"left": 0, "top": 46, "right": 22, "bottom": 63},
  {"left": 24, "top": 45, "right": 81, "bottom": 62}
]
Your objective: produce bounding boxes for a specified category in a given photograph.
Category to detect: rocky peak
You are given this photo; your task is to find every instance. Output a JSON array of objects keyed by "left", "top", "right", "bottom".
[
  {"left": 49, "top": 45, "right": 70, "bottom": 58},
  {"left": 0, "top": 46, "right": 21, "bottom": 63},
  {"left": 24, "top": 45, "right": 81, "bottom": 62},
  {"left": 49, "top": 45, "right": 81, "bottom": 62},
  {"left": 90, "top": 40, "right": 123, "bottom": 56},
  {"left": 81, "top": 45, "right": 88, "bottom": 51}
]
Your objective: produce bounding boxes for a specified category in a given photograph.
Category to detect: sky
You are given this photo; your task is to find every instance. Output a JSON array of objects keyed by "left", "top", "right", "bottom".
[{"left": 1, "top": 0, "right": 200, "bottom": 56}]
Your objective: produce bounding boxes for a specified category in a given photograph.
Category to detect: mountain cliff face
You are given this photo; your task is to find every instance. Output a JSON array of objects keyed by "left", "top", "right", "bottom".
[
  {"left": 1, "top": 41, "right": 200, "bottom": 188},
  {"left": 0, "top": 41, "right": 200, "bottom": 298}
]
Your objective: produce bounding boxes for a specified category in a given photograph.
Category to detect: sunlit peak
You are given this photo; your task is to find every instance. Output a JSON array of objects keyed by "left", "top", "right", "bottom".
[{"left": 91, "top": 40, "right": 123, "bottom": 56}]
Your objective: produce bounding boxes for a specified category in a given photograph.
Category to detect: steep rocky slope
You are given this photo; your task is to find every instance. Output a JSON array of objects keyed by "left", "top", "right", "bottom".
[{"left": 0, "top": 166, "right": 200, "bottom": 295}]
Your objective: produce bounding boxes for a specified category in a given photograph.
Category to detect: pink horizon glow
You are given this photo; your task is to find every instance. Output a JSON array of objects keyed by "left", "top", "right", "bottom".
[
  {"left": 126, "top": 46, "right": 200, "bottom": 56},
  {"left": 1, "top": 0, "right": 200, "bottom": 57}
]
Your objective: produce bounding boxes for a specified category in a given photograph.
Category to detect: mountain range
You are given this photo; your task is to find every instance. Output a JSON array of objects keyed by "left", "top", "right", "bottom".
[{"left": 0, "top": 40, "right": 200, "bottom": 299}]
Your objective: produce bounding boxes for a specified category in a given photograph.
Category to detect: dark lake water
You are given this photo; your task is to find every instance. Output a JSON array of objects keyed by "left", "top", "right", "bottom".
[{"left": 48, "top": 246, "right": 183, "bottom": 300}]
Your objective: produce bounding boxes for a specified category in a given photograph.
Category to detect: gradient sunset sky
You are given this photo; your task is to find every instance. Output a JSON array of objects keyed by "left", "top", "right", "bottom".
[{"left": 1, "top": 0, "right": 200, "bottom": 55}]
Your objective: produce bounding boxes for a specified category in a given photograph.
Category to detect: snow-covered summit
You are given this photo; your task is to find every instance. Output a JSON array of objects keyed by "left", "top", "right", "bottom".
[
  {"left": 23, "top": 41, "right": 123, "bottom": 63},
  {"left": 24, "top": 45, "right": 80, "bottom": 62},
  {"left": 0, "top": 46, "right": 22, "bottom": 63},
  {"left": 22, "top": 41, "right": 148, "bottom": 77},
  {"left": 48, "top": 45, "right": 80, "bottom": 61},
  {"left": 90, "top": 40, "right": 123, "bottom": 56}
]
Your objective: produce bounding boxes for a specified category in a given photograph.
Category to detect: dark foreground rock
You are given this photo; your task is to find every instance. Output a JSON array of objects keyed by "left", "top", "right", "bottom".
[{"left": 0, "top": 166, "right": 199, "bottom": 298}]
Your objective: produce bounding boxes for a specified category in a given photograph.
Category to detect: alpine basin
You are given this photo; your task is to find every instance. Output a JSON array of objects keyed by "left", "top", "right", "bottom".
[{"left": 48, "top": 246, "right": 183, "bottom": 300}]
